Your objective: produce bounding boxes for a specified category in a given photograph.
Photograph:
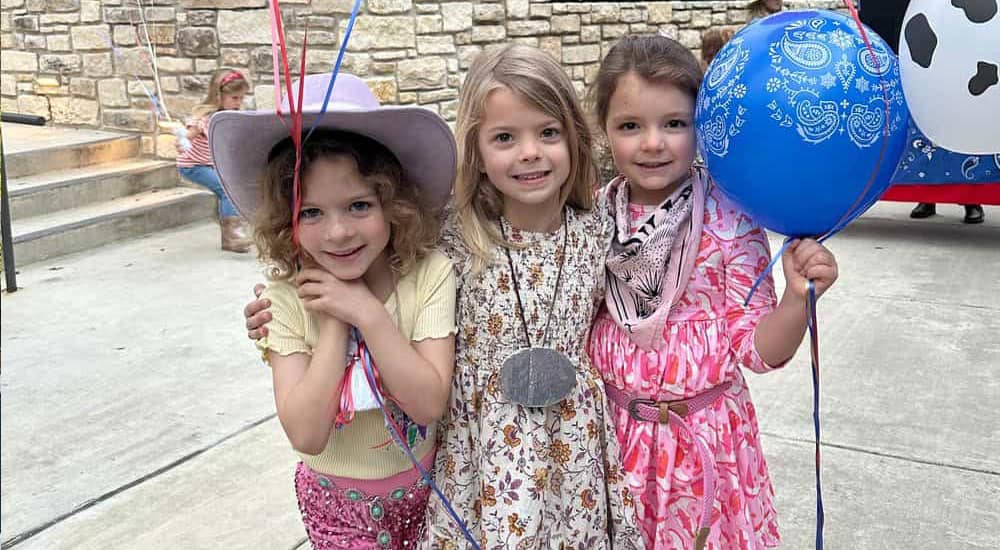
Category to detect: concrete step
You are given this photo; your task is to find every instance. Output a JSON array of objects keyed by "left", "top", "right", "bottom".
[
  {"left": 11, "top": 187, "right": 217, "bottom": 266},
  {"left": 8, "top": 159, "right": 180, "bottom": 219},
  {"left": 4, "top": 133, "right": 141, "bottom": 179}
]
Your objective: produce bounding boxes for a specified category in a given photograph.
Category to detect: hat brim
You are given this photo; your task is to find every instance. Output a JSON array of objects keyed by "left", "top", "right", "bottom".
[{"left": 209, "top": 106, "right": 457, "bottom": 219}]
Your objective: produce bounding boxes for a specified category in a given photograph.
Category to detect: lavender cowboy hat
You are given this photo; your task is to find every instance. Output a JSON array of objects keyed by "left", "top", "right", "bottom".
[{"left": 209, "top": 73, "right": 456, "bottom": 218}]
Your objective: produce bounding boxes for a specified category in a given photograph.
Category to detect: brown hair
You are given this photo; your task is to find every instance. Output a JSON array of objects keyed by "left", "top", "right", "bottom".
[
  {"left": 748, "top": 0, "right": 784, "bottom": 20},
  {"left": 454, "top": 43, "right": 597, "bottom": 272},
  {"left": 702, "top": 28, "right": 737, "bottom": 68},
  {"left": 255, "top": 130, "right": 440, "bottom": 281},
  {"left": 192, "top": 68, "right": 250, "bottom": 119},
  {"left": 589, "top": 35, "right": 704, "bottom": 133}
]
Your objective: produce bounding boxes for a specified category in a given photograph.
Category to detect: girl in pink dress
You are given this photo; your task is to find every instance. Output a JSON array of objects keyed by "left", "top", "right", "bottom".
[{"left": 587, "top": 35, "right": 840, "bottom": 549}]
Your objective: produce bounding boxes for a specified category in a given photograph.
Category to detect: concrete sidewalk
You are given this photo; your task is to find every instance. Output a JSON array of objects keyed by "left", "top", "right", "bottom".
[{"left": 2, "top": 202, "right": 998, "bottom": 549}]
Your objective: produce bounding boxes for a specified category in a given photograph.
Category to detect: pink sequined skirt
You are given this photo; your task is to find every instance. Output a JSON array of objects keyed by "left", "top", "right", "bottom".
[{"left": 294, "top": 454, "right": 433, "bottom": 549}]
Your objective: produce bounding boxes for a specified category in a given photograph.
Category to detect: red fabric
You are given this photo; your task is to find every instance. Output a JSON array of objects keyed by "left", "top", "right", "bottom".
[
  {"left": 176, "top": 117, "right": 213, "bottom": 168},
  {"left": 880, "top": 183, "right": 1000, "bottom": 205}
]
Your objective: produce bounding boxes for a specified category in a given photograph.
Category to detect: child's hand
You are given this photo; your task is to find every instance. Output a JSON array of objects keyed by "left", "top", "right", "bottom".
[
  {"left": 780, "top": 239, "right": 838, "bottom": 301},
  {"left": 244, "top": 283, "right": 271, "bottom": 340},
  {"left": 295, "top": 260, "right": 380, "bottom": 328}
]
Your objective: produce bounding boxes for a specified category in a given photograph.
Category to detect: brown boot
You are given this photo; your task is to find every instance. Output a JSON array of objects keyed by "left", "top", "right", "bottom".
[{"left": 220, "top": 217, "right": 252, "bottom": 253}]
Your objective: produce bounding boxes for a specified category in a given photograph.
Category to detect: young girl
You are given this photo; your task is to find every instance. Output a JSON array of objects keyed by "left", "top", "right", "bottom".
[
  {"left": 587, "top": 36, "right": 838, "bottom": 549},
  {"left": 211, "top": 73, "right": 459, "bottom": 548},
  {"left": 419, "top": 44, "right": 643, "bottom": 549},
  {"left": 241, "top": 46, "right": 644, "bottom": 549},
  {"left": 176, "top": 68, "right": 252, "bottom": 253}
]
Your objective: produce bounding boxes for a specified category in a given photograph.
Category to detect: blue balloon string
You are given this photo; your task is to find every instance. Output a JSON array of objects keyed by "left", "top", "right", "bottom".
[
  {"left": 743, "top": 238, "right": 794, "bottom": 307},
  {"left": 806, "top": 281, "right": 824, "bottom": 549},
  {"left": 354, "top": 328, "right": 482, "bottom": 550},
  {"left": 303, "top": 0, "right": 363, "bottom": 144}
]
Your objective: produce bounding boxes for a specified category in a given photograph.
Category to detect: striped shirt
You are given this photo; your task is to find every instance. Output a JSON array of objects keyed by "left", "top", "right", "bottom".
[{"left": 176, "top": 116, "right": 213, "bottom": 168}]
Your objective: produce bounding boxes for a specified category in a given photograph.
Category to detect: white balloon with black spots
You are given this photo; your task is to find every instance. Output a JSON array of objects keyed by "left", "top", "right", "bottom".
[{"left": 900, "top": 0, "right": 999, "bottom": 154}]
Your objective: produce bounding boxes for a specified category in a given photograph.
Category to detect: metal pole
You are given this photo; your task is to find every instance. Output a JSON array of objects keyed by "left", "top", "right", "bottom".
[{"left": 1, "top": 129, "right": 17, "bottom": 292}]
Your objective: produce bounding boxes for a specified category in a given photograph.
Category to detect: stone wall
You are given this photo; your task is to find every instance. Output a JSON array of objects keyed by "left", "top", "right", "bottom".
[{"left": 1, "top": 0, "right": 844, "bottom": 157}]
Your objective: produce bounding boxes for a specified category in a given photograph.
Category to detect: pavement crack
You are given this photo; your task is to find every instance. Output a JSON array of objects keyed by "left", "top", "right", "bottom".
[
  {"left": 0, "top": 414, "right": 278, "bottom": 549},
  {"left": 761, "top": 431, "right": 999, "bottom": 477}
]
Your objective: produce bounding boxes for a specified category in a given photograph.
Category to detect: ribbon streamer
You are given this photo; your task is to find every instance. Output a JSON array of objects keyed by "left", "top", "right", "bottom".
[{"left": 357, "top": 330, "right": 482, "bottom": 550}]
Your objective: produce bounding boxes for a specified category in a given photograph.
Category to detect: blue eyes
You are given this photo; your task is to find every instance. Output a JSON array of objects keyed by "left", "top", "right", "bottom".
[
  {"left": 298, "top": 202, "right": 372, "bottom": 220},
  {"left": 492, "top": 127, "right": 561, "bottom": 144},
  {"left": 299, "top": 207, "right": 321, "bottom": 220}
]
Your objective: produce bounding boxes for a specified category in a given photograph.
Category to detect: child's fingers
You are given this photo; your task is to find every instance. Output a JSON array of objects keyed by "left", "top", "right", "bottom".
[
  {"left": 244, "top": 297, "right": 271, "bottom": 318},
  {"left": 799, "top": 251, "right": 836, "bottom": 277},
  {"left": 804, "top": 264, "right": 838, "bottom": 286},
  {"left": 253, "top": 283, "right": 266, "bottom": 298}
]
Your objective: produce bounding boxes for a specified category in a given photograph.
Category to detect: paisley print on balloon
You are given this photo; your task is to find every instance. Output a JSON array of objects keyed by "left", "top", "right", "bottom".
[
  {"left": 846, "top": 101, "right": 885, "bottom": 147},
  {"left": 794, "top": 93, "right": 840, "bottom": 143}
]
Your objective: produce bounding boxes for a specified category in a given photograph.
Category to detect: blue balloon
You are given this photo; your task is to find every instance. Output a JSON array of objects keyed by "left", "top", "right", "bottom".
[{"left": 696, "top": 10, "right": 910, "bottom": 237}]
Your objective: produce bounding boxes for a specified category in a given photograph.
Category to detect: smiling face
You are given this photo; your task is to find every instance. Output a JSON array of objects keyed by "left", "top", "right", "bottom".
[
  {"left": 605, "top": 72, "right": 697, "bottom": 205},
  {"left": 295, "top": 155, "right": 391, "bottom": 281},
  {"left": 476, "top": 86, "right": 572, "bottom": 227}
]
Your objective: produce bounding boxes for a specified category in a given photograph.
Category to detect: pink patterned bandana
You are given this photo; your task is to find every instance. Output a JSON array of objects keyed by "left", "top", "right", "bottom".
[{"left": 604, "top": 168, "right": 707, "bottom": 350}]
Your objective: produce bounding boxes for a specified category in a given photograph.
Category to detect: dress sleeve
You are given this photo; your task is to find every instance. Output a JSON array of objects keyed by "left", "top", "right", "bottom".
[
  {"left": 254, "top": 281, "right": 311, "bottom": 365},
  {"left": 720, "top": 202, "right": 786, "bottom": 374}
]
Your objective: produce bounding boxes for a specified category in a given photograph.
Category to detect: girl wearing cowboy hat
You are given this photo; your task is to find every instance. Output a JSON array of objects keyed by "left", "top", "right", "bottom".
[{"left": 211, "top": 73, "right": 458, "bottom": 548}]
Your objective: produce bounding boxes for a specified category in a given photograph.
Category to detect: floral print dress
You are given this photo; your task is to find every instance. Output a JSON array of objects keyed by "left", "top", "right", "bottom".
[
  {"left": 421, "top": 206, "right": 644, "bottom": 550},
  {"left": 589, "top": 184, "right": 782, "bottom": 549}
]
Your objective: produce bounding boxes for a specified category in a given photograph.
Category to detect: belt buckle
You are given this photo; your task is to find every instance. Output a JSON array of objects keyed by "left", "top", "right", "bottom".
[{"left": 626, "top": 397, "right": 656, "bottom": 421}]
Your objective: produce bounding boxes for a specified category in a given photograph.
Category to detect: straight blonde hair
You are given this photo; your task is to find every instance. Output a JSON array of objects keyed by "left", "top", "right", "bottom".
[{"left": 454, "top": 44, "right": 597, "bottom": 273}]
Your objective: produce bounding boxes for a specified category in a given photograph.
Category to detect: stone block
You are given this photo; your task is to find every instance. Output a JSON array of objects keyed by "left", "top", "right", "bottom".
[
  {"left": 136, "top": 24, "right": 175, "bottom": 46},
  {"left": 345, "top": 16, "right": 414, "bottom": 50},
  {"left": 69, "top": 77, "right": 96, "bottom": 97},
  {"left": 563, "top": 44, "right": 600, "bottom": 64},
  {"left": 417, "top": 35, "right": 455, "bottom": 55},
  {"left": 103, "top": 7, "right": 140, "bottom": 24},
  {"left": 47, "top": 34, "right": 71, "bottom": 51},
  {"left": 180, "top": 0, "right": 266, "bottom": 7},
  {"left": 71, "top": 24, "right": 111, "bottom": 51},
  {"left": 442, "top": 3, "right": 473, "bottom": 32},
  {"left": 103, "top": 108, "right": 155, "bottom": 132},
  {"left": 368, "top": 0, "right": 411, "bottom": 15},
  {"left": 218, "top": 9, "right": 272, "bottom": 45},
  {"left": 506, "top": 0, "right": 529, "bottom": 19},
  {"left": 17, "top": 94, "right": 50, "bottom": 118},
  {"left": 473, "top": 4, "right": 503, "bottom": 23},
  {"left": 471, "top": 25, "right": 505, "bottom": 44},
  {"left": 40, "top": 54, "right": 82, "bottom": 73},
  {"left": 648, "top": 3, "right": 674, "bottom": 24},
  {"left": 397, "top": 57, "right": 446, "bottom": 90},
  {"left": 365, "top": 77, "right": 398, "bottom": 103},
  {"left": 47, "top": 0, "right": 79, "bottom": 12},
  {"left": 1, "top": 73, "right": 17, "bottom": 96},
  {"left": 98, "top": 78, "right": 129, "bottom": 107},
  {"left": 187, "top": 10, "right": 216, "bottom": 27},
  {"left": 416, "top": 15, "right": 441, "bottom": 34},
  {"left": 157, "top": 57, "right": 193, "bottom": 73},
  {"left": 13, "top": 15, "right": 39, "bottom": 32},
  {"left": 82, "top": 53, "right": 113, "bottom": 77},
  {"left": 507, "top": 20, "right": 549, "bottom": 37},
  {"left": 177, "top": 28, "right": 218, "bottom": 57},
  {"left": 80, "top": 1, "right": 101, "bottom": 22},
  {"left": 551, "top": 15, "right": 580, "bottom": 34},
  {"left": 144, "top": 7, "right": 175, "bottom": 22},
  {"left": 50, "top": 97, "right": 100, "bottom": 125}
]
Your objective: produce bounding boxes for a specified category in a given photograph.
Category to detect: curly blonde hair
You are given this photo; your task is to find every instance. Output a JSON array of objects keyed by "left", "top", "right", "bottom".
[
  {"left": 255, "top": 130, "right": 440, "bottom": 281},
  {"left": 454, "top": 44, "right": 597, "bottom": 273}
]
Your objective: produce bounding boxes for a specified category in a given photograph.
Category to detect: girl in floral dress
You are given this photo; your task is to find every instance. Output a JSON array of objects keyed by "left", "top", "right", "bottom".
[
  {"left": 587, "top": 36, "right": 839, "bottom": 549},
  {"left": 419, "top": 44, "right": 643, "bottom": 549}
]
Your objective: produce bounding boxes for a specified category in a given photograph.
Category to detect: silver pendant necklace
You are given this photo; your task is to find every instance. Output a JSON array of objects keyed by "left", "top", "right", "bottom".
[{"left": 499, "top": 212, "right": 577, "bottom": 408}]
